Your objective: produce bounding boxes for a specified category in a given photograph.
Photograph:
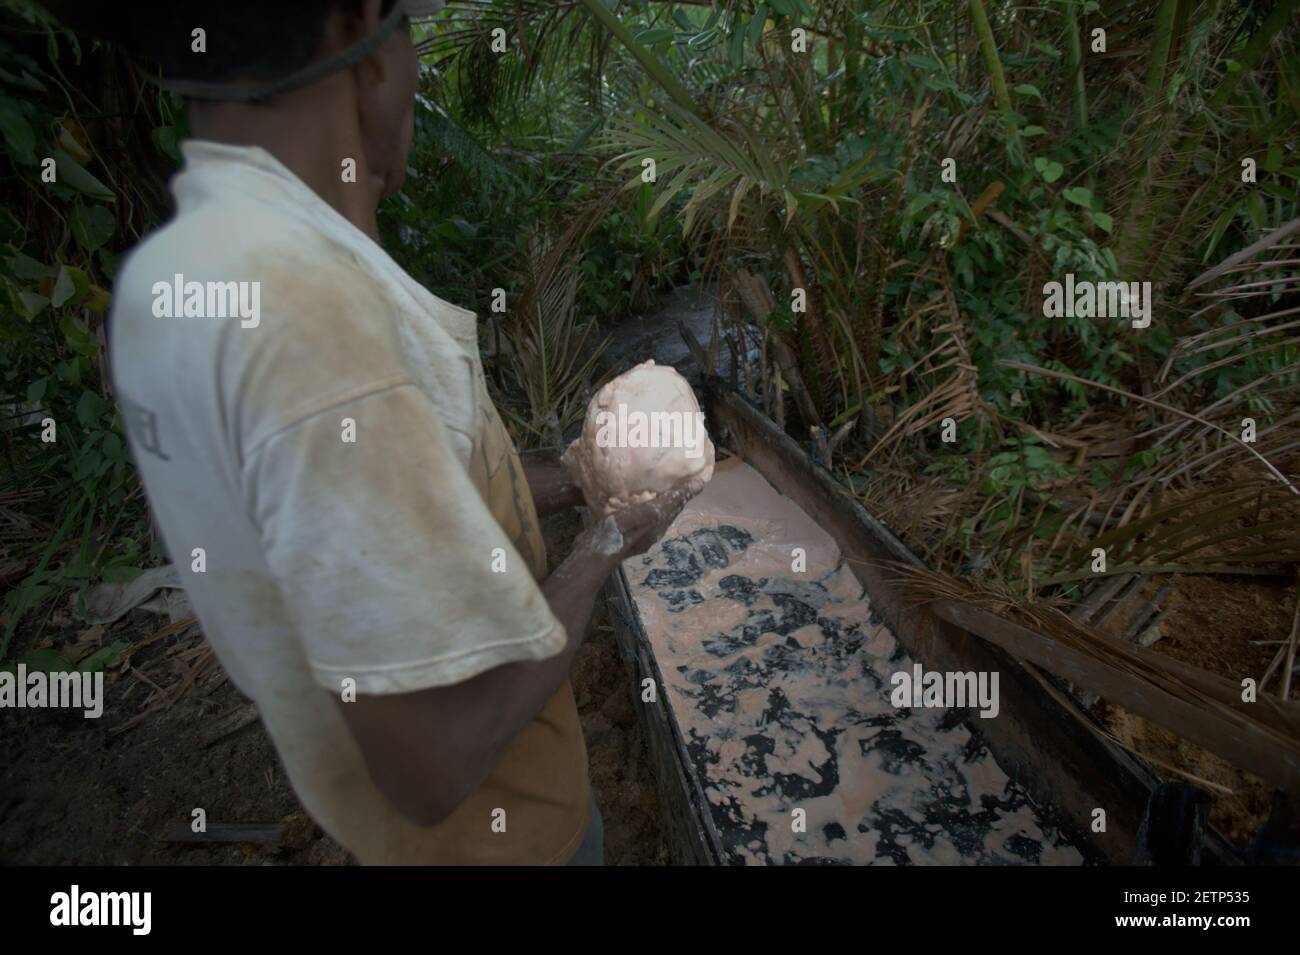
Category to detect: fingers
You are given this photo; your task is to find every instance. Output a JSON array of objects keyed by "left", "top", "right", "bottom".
[
  {"left": 659, "top": 476, "right": 705, "bottom": 509},
  {"left": 639, "top": 478, "right": 704, "bottom": 521},
  {"left": 641, "top": 483, "right": 698, "bottom": 538},
  {"left": 659, "top": 484, "right": 695, "bottom": 516},
  {"left": 608, "top": 475, "right": 707, "bottom": 545},
  {"left": 639, "top": 488, "right": 690, "bottom": 530}
]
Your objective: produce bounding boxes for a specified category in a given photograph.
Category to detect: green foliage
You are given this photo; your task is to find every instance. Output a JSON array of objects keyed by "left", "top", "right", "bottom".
[
  {"left": 4, "top": 0, "right": 1297, "bottom": 639},
  {"left": 559, "top": 0, "right": 1298, "bottom": 589},
  {"left": 1, "top": 2, "right": 175, "bottom": 658},
  {"left": 380, "top": 72, "right": 685, "bottom": 325}
]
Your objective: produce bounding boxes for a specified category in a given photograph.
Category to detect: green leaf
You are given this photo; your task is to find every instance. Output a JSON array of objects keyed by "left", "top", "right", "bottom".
[
  {"left": 98, "top": 247, "right": 120, "bottom": 279},
  {"left": 61, "top": 562, "right": 97, "bottom": 579},
  {"left": 26, "top": 377, "right": 47, "bottom": 404},
  {"left": 1022, "top": 125, "right": 1046, "bottom": 137},
  {"left": 71, "top": 203, "right": 115, "bottom": 253},
  {"left": 903, "top": 191, "right": 938, "bottom": 219},
  {"left": 1202, "top": 205, "right": 1237, "bottom": 262},
  {"left": 1087, "top": 210, "right": 1114, "bottom": 233},
  {"left": 60, "top": 309, "right": 93, "bottom": 341},
  {"left": 0, "top": 66, "right": 47, "bottom": 92},
  {"left": 634, "top": 28, "right": 674, "bottom": 45},
  {"left": 1245, "top": 192, "right": 1266, "bottom": 228},
  {"left": 1258, "top": 180, "right": 1299, "bottom": 202},
  {"left": 728, "top": 19, "right": 746, "bottom": 65},
  {"left": 17, "top": 648, "right": 70, "bottom": 673},
  {"left": 921, "top": 73, "right": 957, "bottom": 92},
  {"left": 686, "top": 26, "right": 719, "bottom": 48},
  {"left": 7, "top": 252, "right": 54, "bottom": 280},
  {"left": 100, "top": 432, "right": 124, "bottom": 462},
  {"left": 1034, "top": 158, "right": 1063, "bottom": 183},
  {"left": 748, "top": 5, "right": 768, "bottom": 50},
  {"left": 78, "top": 640, "right": 130, "bottom": 673},
  {"left": 1014, "top": 83, "right": 1042, "bottom": 98},
  {"left": 50, "top": 148, "right": 114, "bottom": 201},
  {"left": 0, "top": 97, "right": 35, "bottom": 164},
  {"left": 17, "top": 289, "right": 48, "bottom": 317},
  {"left": 1063, "top": 186, "right": 1093, "bottom": 207},
  {"left": 51, "top": 265, "right": 76, "bottom": 307},
  {"left": 151, "top": 123, "right": 180, "bottom": 160},
  {"left": 76, "top": 389, "right": 107, "bottom": 427}
]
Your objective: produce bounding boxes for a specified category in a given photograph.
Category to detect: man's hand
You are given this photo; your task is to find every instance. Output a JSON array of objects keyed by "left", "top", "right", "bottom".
[{"left": 582, "top": 478, "right": 704, "bottom": 563}]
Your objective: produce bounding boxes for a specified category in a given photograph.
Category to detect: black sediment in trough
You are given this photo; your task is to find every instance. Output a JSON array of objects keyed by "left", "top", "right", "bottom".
[{"left": 599, "top": 379, "right": 1242, "bottom": 865}]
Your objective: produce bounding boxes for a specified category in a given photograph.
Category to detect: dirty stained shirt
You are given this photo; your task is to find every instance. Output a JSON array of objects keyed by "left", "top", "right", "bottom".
[{"left": 109, "top": 141, "right": 590, "bottom": 864}]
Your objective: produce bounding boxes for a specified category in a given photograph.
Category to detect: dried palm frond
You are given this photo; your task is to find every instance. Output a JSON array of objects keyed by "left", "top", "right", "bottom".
[
  {"left": 418, "top": 0, "right": 605, "bottom": 125},
  {"left": 998, "top": 359, "right": 1298, "bottom": 498},
  {"left": 851, "top": 465, "right": 974, "bottom": 572},
  {"left": 1039, "top": 479, "right": 1300, "bottom": 586},
  {"left": 1130, "top": 217, "right": 1300, "bottom": 495},
  {"left": 888, "top": 564, "right": 1300, "bottom": 773},
  {"left": 512, "top": 183, "right": 621, "bottom": 322},
  {"left": 495, "top": 256, "right": 607, "bottom": 450},
  {"left": 860, "top": 255, "right": 990, "bottom": 467}
]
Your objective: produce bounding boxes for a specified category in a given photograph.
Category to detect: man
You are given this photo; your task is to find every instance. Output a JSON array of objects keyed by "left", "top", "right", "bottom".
[{"left": 52, "top": 0, "right": 697, "bottom": 864}]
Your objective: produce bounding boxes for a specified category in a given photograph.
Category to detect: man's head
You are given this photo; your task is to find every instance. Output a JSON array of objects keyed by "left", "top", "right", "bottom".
[{"left": 46, "top": 0, "right": 439, "bottom": 198}]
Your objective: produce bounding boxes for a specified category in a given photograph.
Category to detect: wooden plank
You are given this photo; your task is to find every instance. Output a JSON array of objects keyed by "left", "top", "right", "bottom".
[
  {"left": 162, "top": 823, "right": 280, "bottom": 844},
  {"left": 703, "top": 384, "right": 1236, "bottom": 863},
  {"left": 932, "top": 599, "right": 1300, "bottom": 791},
  {"left": 602, "top": 567, "right": 722, "bottom": 865},
  {"left": 200, "top": 702, "right": 259, "bottom": 748}
]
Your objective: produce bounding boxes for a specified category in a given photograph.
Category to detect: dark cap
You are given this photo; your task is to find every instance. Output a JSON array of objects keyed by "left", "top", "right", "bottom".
[{"left": 41, "top": 0, "right": 445, "bottom": 101}]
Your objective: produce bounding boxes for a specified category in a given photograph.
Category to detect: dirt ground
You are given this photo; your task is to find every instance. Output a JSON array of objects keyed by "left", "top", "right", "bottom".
[
  {"left": 1099, "top": 571, "right": 1296, "bottom": 847},
  {"left": 0, "top": 510, "right": 669, "bottom": 866}
]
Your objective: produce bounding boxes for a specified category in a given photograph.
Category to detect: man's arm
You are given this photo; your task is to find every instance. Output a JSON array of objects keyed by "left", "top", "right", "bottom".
[
  {"left": 334, "top": 481, "right": 699, "bottom": 827},
  {"left": 522, "top": 458, "right": 584, "bottom": 517}
]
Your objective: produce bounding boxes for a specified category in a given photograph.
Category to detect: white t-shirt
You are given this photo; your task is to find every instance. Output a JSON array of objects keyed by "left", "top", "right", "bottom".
[{"left": 110, "top": 141, "right": 590, "bottom": 864}]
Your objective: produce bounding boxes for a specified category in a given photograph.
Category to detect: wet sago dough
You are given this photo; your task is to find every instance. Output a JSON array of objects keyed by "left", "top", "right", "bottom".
[{"left": 624, "top": 457, "right": 1085, "bottom": 865}]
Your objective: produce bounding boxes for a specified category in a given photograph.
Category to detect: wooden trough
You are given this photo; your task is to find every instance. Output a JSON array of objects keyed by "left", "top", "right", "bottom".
[{"left": 599, "top": 381, "right": 1246, "bottom": 865}]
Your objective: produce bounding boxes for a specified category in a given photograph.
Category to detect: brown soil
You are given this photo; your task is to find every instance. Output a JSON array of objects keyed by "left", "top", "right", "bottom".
[
  {"left": 1097, "top": 571, "right": 1297, "bottom": 847},
  {"left": 1145, "top": 573, "right": 1291, "bottom": 680},
  {"left": 0, "top": 512, "right": 669, "bottom": 865}
]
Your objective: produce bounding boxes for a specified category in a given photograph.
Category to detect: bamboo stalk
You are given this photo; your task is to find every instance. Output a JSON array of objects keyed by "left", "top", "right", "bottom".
[
  {"left": 574, "top": 0, "right": 700, "bottom": 116},
  {"left": 968, "top": 0, "right": 1011, "bottom": 113},
  {"left": 1062, "top": 0, "right": 1088, "bottom": 130},
  {"left": 1145, "top": 0, "right": 1179, "bottom": 103}
]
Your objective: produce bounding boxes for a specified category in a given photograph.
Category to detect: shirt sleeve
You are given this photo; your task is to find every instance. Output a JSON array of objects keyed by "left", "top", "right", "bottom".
[{"left": 242, "top": 381, "right": 567, "bottom": 695}]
